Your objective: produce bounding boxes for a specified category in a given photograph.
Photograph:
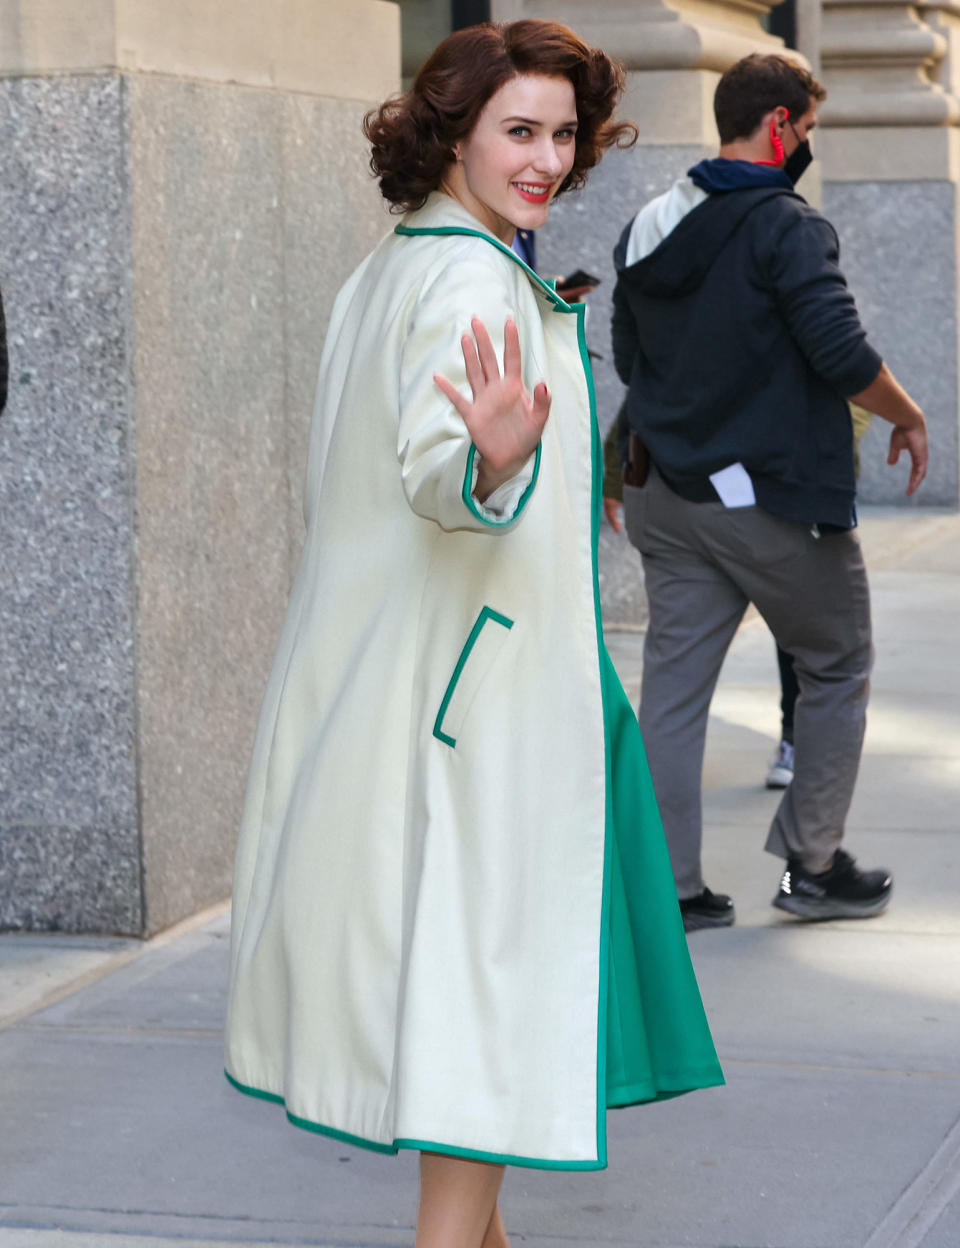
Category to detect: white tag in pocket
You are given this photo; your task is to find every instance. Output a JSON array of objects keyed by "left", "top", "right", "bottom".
[{"left": 709, "top": 462, "right": 756, "bottom": 508}]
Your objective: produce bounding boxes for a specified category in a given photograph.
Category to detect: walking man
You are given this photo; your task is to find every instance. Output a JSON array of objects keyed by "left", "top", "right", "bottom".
[{"left": 611, "top": 53, "right": 929, "bottom": 931}]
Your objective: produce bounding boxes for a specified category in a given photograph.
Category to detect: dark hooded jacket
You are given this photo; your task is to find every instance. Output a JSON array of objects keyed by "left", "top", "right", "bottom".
[{"left": 611, "top": 160, "right": 882, "bottom": 528}]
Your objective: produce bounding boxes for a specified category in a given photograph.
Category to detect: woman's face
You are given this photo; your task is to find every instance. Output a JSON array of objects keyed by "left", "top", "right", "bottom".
[{"left": 444, "top": 73, "right": 578, "bottom": 244}]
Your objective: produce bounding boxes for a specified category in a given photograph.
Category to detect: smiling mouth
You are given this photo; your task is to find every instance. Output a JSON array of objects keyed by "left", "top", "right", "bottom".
[{"left": 513, "top": 182, "right": 552, "bottom": 202}]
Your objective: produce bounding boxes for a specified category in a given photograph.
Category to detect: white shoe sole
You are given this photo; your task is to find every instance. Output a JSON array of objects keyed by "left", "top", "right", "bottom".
[{"left": 772, "top": 889, "right": 892, "bottom": 920}]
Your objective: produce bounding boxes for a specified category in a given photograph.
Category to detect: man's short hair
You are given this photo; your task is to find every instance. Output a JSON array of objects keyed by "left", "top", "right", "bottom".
[{"left": 714, "top": 53, "right": 827, "bottom": 144}]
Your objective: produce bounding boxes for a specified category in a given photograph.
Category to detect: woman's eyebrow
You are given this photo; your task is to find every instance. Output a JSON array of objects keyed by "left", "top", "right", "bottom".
[{"left": 501, "top": 115, "right": 578, "bottom": 127}]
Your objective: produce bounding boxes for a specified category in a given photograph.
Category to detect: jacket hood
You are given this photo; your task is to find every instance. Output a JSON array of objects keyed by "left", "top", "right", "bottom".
[
  {"left": 615, "top": 177, "right": 802, "bottom": 299},
  {"left": 688, "top": 158, "right": 793, "bottom": 194}
]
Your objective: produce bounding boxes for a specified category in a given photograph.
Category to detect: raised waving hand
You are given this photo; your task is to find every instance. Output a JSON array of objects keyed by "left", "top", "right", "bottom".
[{"left": 434, "top": 316, "right": 550, "bottom": 502}]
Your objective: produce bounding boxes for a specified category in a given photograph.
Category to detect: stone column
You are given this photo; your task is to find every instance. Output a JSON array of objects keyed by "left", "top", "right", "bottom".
[
  {"left": 492, "top": 0, "right": 788, "bottom": 624},
  {"left": 819, "top": 1, "right": 960, "bottom": 504},
  {"left": 0, "top": 0, "right": 399, "bottom": 934},
  {"left": 797, "top": 0, "right": 824, "bottom": 72}
]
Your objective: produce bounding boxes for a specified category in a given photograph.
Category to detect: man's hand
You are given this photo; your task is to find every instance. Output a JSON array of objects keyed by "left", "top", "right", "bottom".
[
  {"left": 887, "top": 420, "right": 929, "bottom": 496},
  {"left": 434, "top": 316, "right": 549, "bottom": 502},
  {"left": 603, "top": 497, "right": 623, "bottom": 533},
  {"left": 555, "top": 278, "right": 596, "bottom": 304},
  {"left": 849, "top": 363, "right": 929, "bottom": 497}
]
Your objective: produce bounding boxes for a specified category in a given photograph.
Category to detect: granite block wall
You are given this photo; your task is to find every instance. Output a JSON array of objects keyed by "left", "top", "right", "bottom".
[
  {"left": 0, "top": 71, "right": 389, "bottom": 934},
  {"left": 0, "top": 75, "right": 141, "bottom": 933},
  {"left": 127, "top": 77, "right": 388, "bottom": 935},
  {"left": 824, "top": 180, "right": 960, "bottom": 508}
]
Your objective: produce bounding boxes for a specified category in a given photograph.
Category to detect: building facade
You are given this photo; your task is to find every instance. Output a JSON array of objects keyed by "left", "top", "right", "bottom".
[
  {"left": 0, "top": 0, "right": 399, "bottom": 935},
  {"left": 0, "top": 0, "right": 955, "bottom": 935}
]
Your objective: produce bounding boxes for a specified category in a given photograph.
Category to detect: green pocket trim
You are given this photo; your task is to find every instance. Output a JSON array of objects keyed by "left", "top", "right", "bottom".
[
  {"left": 462, "top": 441, "right": 542, "bottom": 528},
  {"left": 433, "top": 605, "right": 514, "bottom": 748}
]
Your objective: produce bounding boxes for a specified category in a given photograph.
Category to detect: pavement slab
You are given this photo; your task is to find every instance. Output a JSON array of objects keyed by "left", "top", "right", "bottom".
[{"left": 1, "top": 508, "right": 959, "bottom": 1248}]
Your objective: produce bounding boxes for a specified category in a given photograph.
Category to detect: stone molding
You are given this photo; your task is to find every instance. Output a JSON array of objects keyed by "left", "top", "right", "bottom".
[
  {"left": 494, "top": 0, "right": 788, "bottom": 72},
  {"left": 821, "top": 1, "right": 958, "bottom": 127},
  {"left": 919, "top": 2, "right": 960, "bottom": 97},
  {"left": 0, "top": 0, "right": 399, "bottom": 102},
  {"left": 818, "top": 122, "right": 960, "bottom": 177}
]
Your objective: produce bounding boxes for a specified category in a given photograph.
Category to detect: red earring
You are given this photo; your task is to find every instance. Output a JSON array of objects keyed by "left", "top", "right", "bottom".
[{"left": 769, "top": 118, "right": 785, "bottom": 164}]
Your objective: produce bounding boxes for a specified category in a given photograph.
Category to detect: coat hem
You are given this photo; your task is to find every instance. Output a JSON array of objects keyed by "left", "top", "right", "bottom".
[
  {"left": 606, "top": 1065, "right": 726, "bottom": 1109},
  {"left": 225, "top": 1070, "right": 606, "bottom": 1171}
]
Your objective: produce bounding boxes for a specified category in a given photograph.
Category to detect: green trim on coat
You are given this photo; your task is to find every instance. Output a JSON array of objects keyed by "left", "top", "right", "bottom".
[
  {"left": 395, "top": 218, "right": 608, "bottom": 1167},
  {"left": 225, "top": 1070, "right": 606, "bottom": 1171},
  {"left": 461, "top": 440, "right": 542, "bottom": 528},
  {"left": 433, "top": 605, "right": 514, "bottom": 748},
  {"left": 572, "top": 295, "right": 611, "bottom": 1167},
  {"left": 395, "top": 223, "right": 570, "bottom": 308}
]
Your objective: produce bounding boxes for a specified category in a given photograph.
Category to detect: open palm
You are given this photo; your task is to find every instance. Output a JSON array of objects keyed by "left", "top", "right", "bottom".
[{"left": 434, "top": 316, "right": 550, "bottom": 496}]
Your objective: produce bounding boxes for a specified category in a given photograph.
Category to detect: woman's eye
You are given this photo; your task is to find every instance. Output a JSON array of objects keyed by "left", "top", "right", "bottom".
[
  {"left": 555, "top": 128, "right": 576, "bottom": 140},
  {"left": 508, "top": 126, "right": 531, "bottom": 137}
]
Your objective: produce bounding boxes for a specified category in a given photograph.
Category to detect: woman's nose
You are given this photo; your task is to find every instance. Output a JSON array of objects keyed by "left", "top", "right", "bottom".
[{"left": 532, "top": 140, "right": 564, "bottom": 177}]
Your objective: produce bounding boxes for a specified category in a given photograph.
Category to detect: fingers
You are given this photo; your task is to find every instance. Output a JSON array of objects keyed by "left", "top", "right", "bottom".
[
  {"left": 890, "top": 427, "right": 929, "bottom": 496},
  {"left": 462, "top": 315, "right": 522, "bottom": 388},
  {"left": 471, "top": 316, "right": 500, "bottom": 385},
  {"left": 503, "top": 318, "right": 521, "bottom": 380},
  {"left": 906, "top": 446, "right": 928, "bottom": 496},
  {"left": 603, "top": 497, "right": 623, "bottom": 533},
  {"left": 531, "top": 380, "right": 551, "bottom": 430},
  {"left": 461, "top": 332, "right": 484, "bottom": 399},
  {"left": 433, "top": 371, "right": 471, "bottom": 420}
]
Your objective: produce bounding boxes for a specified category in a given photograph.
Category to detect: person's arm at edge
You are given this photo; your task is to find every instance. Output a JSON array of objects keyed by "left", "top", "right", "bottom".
[
  {"left": 769, "top": 212, "right": 928, "bottom": 496},
  {"left": 848, "top": 363, "right": 928, "bottom": 496},
  {"left": 602, "top": 401, "right": 629, "bottom": 533}
]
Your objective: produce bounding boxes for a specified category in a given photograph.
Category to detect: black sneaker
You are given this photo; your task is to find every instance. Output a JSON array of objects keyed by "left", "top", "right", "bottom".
[
  {"left": 773, "top": 848, "right": 892, "bottom": 920},
  {"left": 679, "top": 886, "right": 735, "bottom": 932}
]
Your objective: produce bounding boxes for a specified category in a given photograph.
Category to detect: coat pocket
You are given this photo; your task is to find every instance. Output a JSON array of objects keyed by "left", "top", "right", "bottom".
[{"left": 433, "top": 606, "right": 514, "bottom": 748}]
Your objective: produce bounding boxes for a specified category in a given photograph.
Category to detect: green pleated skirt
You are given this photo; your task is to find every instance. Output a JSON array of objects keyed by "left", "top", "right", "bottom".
[{"left": 600, "top": 645, "right": 724, "bottom": 1109}]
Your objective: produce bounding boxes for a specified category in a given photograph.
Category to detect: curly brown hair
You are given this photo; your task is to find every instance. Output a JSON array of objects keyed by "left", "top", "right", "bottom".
[{"left": 364, "top": 19, "right": 637, "bottom": 214}]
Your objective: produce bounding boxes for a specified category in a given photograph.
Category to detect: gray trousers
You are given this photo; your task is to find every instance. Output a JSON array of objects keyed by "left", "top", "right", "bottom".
[{"left": 623, "top": 469, "right": 873, "bottom": 899}]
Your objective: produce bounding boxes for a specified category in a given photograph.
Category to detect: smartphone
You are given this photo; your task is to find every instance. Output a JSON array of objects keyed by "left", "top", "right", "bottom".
[{"left": 557, "top": 268, "right": 602, "bottom": 292}]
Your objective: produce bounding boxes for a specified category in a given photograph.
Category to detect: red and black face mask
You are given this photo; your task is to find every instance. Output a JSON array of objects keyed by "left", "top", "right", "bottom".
[
  {"left": 783, "top": 124, "right": 813, "bottom": 185},
  {"left": 759, "top": 110, "right": 813, "bottom": 185}
]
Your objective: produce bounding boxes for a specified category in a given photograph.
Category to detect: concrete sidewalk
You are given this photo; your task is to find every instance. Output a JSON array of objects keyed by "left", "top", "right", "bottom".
[{"left": 2, "top": 509, "right": 959, "bottom": 1248}]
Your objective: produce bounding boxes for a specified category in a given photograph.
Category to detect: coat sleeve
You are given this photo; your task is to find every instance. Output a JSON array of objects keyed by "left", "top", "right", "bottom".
[
  {"left": 0, "top": 284, "right": 7, "bottom": 415},
  {"left": 397, "top": 254, "right": 541, "bottom": 533},
  {"left": 768, "top": 211, "right": 883, "bottom": 398}
]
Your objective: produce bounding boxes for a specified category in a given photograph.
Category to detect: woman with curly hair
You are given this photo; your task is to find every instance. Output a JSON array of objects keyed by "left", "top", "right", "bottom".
[{"left": 225, "top": 19, "right": 722, "bottom": 1246}]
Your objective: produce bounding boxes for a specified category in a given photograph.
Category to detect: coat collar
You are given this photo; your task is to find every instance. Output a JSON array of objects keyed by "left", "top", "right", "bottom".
[{"left": 395, "top": 191, "right": 570, "bottom": 309}]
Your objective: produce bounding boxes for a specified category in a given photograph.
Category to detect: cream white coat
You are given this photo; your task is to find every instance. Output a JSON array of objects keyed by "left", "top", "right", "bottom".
[{"left": 225, "top": 192, "right": 709, "bottom": 1168}]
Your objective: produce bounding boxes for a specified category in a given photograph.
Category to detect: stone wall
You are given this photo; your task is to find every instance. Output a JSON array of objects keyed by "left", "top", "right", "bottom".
[
  {"left": 0, "top": 0, "right": 399, "bottom": 934},
  {"left": 819, "top": 1, "right": 960, "bottom": 506}
]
